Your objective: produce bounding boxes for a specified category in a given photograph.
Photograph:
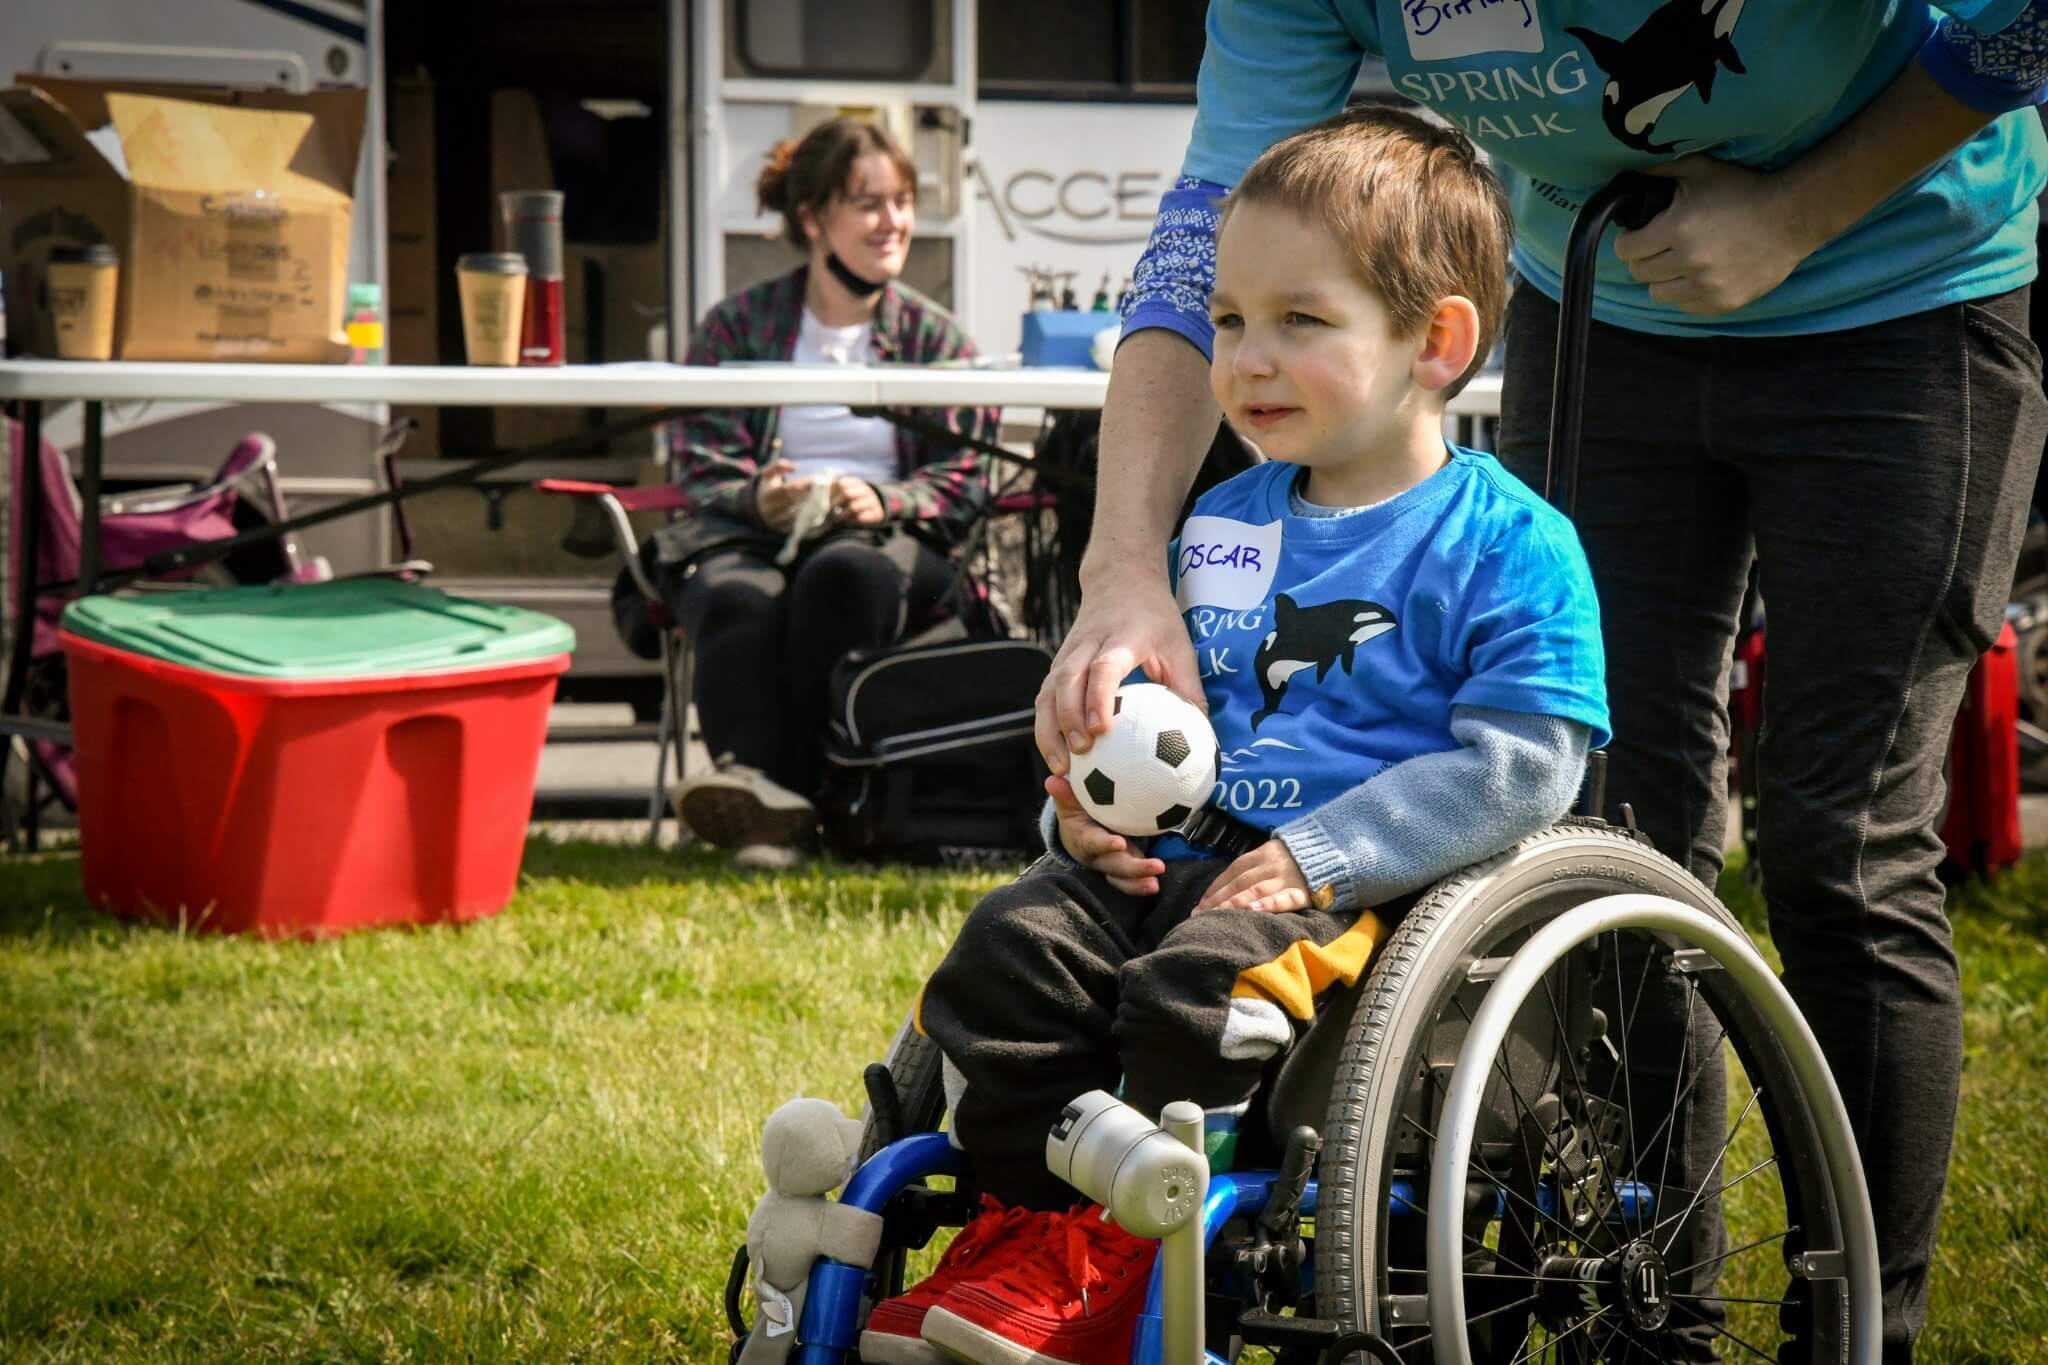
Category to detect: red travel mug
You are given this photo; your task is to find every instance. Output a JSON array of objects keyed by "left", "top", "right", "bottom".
[{"left": 500, "top": 190, "right": 565, "bottom": 366}]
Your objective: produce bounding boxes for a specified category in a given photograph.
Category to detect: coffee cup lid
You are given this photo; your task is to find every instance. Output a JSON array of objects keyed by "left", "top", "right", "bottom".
[
  {"left": 457, "top": 252, "right": 529, "bottom": 275},
  {"left": 50, "top": 243, "right": 118, "bottom": 266}
]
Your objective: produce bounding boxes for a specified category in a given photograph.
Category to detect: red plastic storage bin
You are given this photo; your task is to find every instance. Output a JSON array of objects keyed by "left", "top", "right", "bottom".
[{"left": 60, "top": 631, "right": 569, "bottom": 937}]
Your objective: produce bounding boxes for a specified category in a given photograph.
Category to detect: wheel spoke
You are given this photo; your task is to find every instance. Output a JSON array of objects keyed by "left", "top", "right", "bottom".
[
  {"left": 1666, "top": 1225, "right": 1794, "bottom": 1279},
  {"left": 1649, "top": 976, "right": 1701, "bottom": 1237},
  {"left": 1590, "top": 1314, "right": 1664, "bottom": 1365},
  {"left": 1449, "top": 994, "right": 1615, "bottom": 1263},
  {"left": 1466, "top": 1290, "right": 1542, "bottom": 1329},
  {"left": 1507, "top": 1306, "right": 1607, "bottom": 1365},
  {"left": 1388, "top": 1269, "right": 1550, "bottom": 1284},
  {"left": 1649, "top": 1153, "right": 1778, "bottom": 1242},
  {"left": 1667, "top": 1292, "right": 1794, "bottom": 1307},
  {"left": 1402, "top": 1109, "right": 1587, "bottom": 1255},
  {"left": 1537, "top": 965, "right": 1634, "bottom": 1230},
  {"left": 1659, "top": 1083, "right": 1761, "bottom": 1259},
  {"left": 1452, "top": 992, "right": 1561, "bottom": 1199},
  {"left": 1600, "top": 928, "right": 1656, "bottom": 1223},
  {"left": 1387, "top": 1162, "right": 1540, "bottom": 1277}
]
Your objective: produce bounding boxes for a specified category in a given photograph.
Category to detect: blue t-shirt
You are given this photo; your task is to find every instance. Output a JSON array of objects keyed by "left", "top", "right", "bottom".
[
  {"left": 1174, "top": 0, "right": 2048, "bottom": 337},
  {"left": 1155, "top": 448, "right": 1609, "bottom": 859}
]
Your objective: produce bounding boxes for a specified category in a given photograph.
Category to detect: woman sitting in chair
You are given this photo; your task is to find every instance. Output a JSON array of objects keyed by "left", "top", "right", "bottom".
[{"left": 651, "top": 116, "right": 997, "bottom": 869}]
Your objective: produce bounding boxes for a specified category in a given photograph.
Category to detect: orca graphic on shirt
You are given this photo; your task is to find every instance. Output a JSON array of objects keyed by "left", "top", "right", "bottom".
[
  {"left": 1250, "top": 593, "right": 1398, "bottom": 731},
  {"left": 1568, "top": 0, "right": 1749, "bottom": 153}
]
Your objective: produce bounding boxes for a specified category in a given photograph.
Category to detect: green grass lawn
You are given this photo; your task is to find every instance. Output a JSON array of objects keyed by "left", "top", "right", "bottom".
[{"left": 1, "top": 840, "right": 2043, "bottom": 1363}]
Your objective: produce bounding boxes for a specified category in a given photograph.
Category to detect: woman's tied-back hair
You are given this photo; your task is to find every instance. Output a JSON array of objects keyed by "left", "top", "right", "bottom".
[
  {"left": 756, "top": 116, "right": 918, "bottom": 251},
  {"left": 1224, "top": 104, "right": 1512, "bottom": 399}
]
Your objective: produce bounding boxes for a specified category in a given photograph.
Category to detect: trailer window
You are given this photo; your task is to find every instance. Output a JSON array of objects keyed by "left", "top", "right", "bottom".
[
  {"left": 979, "top": 0, "right": 1207, "bottom": 99},
  {"left": 739, "top": 0, "right": 936, "bottom": 80}
]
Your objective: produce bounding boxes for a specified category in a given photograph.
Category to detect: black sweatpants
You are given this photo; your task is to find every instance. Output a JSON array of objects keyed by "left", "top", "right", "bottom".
[
  {"left": 919, "top": 856, "right": 1386, "bottom": 1211},
  {"left": 663, "top": 527, "right": 954, "bottom": 800},
  {"left": 1497, "top": 283, "right": 2047, "bottom": 1362}
]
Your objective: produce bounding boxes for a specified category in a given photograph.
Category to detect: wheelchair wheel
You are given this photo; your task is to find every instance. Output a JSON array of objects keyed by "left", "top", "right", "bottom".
[
  {"left": 1316, "top": 824, "right": 1876, "bottom": 1364},
  {"left": 857, "top": 1010, "right": 948, "bottom": 1164},
  {"left": 856, "top": 1011, "right": 953, "bottom": 1305}
]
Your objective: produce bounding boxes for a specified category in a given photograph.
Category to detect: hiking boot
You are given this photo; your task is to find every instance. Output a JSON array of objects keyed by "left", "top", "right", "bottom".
[
  {"left": 860, "top": 1198, "right": 1062, "bottom": 1365},
  {"left": 921, "top": 1204, "right": 1157, "bottom": 1365},
  {"left": 672, "top": 755, "right": 815, "bottom": 851}
]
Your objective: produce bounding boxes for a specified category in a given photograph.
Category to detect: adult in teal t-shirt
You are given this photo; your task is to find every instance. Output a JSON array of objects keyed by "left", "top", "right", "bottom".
[{"left": 1032, "top": 3, "right": 2048, "bottom": 1359}]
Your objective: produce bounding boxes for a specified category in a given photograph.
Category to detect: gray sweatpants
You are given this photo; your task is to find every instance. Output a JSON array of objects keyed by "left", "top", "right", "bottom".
[{"left": 1498, "top": 283, "right": 2046, "bottom": 1362}]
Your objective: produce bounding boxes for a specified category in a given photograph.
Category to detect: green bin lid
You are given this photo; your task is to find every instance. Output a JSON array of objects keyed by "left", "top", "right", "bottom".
[{"left": 62, "top": 579, "right": 575, "bottom": 679}]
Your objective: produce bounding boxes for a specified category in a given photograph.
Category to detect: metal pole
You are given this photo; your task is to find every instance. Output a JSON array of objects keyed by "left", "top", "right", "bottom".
[
  {"left": 1157, "top": 1100, "right": 1207, "bottom": 1365},
  {"left": 2, "top": 400, "right": 47, "bottom": 750},
  {"left": 78, "top": 401, "right": 102, "bottom": 595}
]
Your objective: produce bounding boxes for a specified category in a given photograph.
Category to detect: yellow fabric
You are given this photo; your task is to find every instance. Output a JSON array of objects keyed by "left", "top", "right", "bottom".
[{"left": 1230, "top": 912, "right": 1387, "bottom": 1020}]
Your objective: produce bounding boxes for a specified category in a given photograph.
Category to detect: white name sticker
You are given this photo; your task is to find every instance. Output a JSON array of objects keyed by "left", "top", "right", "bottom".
[
  {"left": 1401, "top": 0, "right": 1545, "bottom": 62},
  {"left": 1176, "top": 516, "right": 1283, "bottom": 611}
]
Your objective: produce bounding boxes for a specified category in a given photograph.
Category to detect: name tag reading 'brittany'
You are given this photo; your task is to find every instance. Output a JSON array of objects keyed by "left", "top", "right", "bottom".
[
  {"left": 1402, "top": 0, "right": 1543, "bottom": 62},
  {"left": 1176, "top": 516, "right": 1283, "bottom": 612}
]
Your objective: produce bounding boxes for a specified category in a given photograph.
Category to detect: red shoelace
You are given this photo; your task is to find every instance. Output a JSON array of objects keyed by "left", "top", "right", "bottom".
[
  {"left": 990, "top": 1204, "right": 1156, "bottom": 1318},
  {"left": 922, "top": 1196, "right": 1049, "bottom": 1292}
]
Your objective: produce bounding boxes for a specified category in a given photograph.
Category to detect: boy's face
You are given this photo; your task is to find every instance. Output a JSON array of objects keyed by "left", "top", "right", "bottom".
[{"left": 1209, "top": 201, "right": 1421, "bottom": 471}]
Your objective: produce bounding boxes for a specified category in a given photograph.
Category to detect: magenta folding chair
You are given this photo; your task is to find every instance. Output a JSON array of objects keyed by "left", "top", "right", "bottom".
[
  {"left": 534, "top": 477, "right": 695, "bottom": 842},
  {"left": 2, "top": 419, "right": 319, "bottom": 846}
]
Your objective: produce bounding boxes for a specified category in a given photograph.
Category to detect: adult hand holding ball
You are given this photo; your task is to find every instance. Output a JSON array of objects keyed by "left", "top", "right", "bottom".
[{"left": 1068, "top": 683, "right": 1221, "bottom": 836}]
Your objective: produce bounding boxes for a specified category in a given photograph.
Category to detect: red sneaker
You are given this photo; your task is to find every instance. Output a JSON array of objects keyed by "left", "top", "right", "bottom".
[
  {"left": 921, "top": 1204, "right": 1158, "bottom": 1365},
  {"left": 860, "top": 1197, "right": 1062, "bottom": 1365}
]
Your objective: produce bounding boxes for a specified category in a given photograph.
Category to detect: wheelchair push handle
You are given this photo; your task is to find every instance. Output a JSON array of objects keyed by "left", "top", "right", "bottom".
[{"left": 1543, "top": 172, "right": 1678, "bottom": 522}]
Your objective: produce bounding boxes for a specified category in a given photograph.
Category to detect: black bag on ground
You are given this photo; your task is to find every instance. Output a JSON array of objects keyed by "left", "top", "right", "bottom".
[{"left": 818, "top": 637, "right": 1051, "bottom": 861}]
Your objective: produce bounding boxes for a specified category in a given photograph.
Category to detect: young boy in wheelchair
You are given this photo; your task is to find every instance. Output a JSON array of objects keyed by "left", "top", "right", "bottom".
[{"left": 867, "top": 106, "right": 1611, "bottom": 1365}]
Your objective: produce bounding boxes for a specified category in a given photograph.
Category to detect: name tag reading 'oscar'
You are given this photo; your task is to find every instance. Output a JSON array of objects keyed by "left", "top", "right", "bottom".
[{"left": 1176, "top": 516, "right": 1283, "bottom": 612}]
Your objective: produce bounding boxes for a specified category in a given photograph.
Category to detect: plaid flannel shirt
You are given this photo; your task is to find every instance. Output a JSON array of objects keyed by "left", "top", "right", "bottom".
[{"left": 670, "top": 266, "right": 998, "bottom": 550}]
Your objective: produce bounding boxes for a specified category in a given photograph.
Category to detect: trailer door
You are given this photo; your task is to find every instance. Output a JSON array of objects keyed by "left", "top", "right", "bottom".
[{"left": 689, "top": 0, "right": 974, "bottom": 332}]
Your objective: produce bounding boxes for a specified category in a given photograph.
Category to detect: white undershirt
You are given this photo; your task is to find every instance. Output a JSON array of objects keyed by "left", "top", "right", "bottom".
[{"left": 779, "top": 310, "right": 899, "bottom": 486}]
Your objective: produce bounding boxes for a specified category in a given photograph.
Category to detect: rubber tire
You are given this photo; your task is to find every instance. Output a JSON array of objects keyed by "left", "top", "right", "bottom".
[
  {"left": 1315, "top": 823, "right": 1851, "bottom": 1364},
  {"left": 858, "top": 1012, "right": 948, "bottom": 1164}
]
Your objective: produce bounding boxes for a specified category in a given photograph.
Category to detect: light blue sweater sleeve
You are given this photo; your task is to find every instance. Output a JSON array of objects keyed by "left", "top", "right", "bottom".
[
  {"left": 1042, "top": 705, "right": 1588, "bottom": 899},
  {"left": 1277, "top": 705, "right": 1590, "bottom": 912}
]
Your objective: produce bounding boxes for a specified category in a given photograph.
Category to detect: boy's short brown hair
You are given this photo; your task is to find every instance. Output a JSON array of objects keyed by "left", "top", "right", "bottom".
[{"left": 1224, "top": 104, "right": 1511, "bottom": 399}]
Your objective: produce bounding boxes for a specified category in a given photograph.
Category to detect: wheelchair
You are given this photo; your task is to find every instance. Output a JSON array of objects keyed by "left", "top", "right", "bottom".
[{"left": 725, "top": 181, "right": 1882, "bottom": 1364}]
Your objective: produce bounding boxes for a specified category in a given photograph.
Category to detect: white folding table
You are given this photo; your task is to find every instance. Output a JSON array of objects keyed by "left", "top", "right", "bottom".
[{"left": 0, "top": 358, "right": 1500, "bottom": 763}]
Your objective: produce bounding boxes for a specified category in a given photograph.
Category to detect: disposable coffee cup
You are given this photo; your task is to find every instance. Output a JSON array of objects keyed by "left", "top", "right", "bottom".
[
  {"left": 456, "top": 252, "right": 529, "bottom": 366},
  {"left": 48, "top": 243, "right": 119, "bottom": 360}
]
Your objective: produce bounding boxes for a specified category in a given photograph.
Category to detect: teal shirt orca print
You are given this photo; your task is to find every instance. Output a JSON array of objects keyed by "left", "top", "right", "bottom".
[{"left": 1170, "top": 0, "right": 2048, "bottom": 337}]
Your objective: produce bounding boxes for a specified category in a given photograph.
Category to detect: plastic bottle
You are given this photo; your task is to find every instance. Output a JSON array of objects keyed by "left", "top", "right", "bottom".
[{"left": 346, "top": 282, "right": 385, "bottom": 364}]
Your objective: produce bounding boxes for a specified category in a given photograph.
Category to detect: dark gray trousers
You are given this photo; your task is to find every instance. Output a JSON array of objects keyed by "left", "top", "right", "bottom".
[
  {"left": 664, "top": 528, "right": 954, "bottom": 800},
  {"left": 920, "top": 856, "right": 1375, "bottom": 1211},
  {"left": 1497, "top": 283, "right": 2046, "bottom": 1361}
]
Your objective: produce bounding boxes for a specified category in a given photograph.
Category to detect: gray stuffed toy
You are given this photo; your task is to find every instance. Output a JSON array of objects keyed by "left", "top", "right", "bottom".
[{"left": 739, "top": 1096, "right": 885, "bottom": 1363}]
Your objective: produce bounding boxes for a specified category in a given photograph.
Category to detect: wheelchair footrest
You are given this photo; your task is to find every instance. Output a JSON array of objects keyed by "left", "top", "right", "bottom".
[
  {"left": 1234, "top": 1309, "right": 1347, "bottom": 1349},
  {"left": 1236, "top": 1312, "right": 1406, "bottom": 1365}
]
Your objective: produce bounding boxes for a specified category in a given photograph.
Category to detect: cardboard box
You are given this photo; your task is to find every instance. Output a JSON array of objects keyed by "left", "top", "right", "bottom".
[{"left": 0, "top": 76, "right": 367, "bottom": 362}]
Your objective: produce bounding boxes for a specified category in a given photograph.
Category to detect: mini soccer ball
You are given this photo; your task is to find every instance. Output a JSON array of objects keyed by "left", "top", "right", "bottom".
[{"left": 1069, "top": 683, "right": 1220, "bottom": 837}]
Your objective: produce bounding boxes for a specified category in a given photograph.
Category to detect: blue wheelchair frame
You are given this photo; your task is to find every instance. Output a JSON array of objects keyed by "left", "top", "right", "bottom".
[{"left": 785, "top": 1132, "right": 1657, "bottom": 1364}]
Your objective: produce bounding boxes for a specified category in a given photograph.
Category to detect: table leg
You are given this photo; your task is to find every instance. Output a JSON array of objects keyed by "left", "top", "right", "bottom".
[
  {"left": 80, "top": 401, "right": 102, "bottom": 596},
  {"left": 2, "top": 400, "right": 48, "bottom": 839}
]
